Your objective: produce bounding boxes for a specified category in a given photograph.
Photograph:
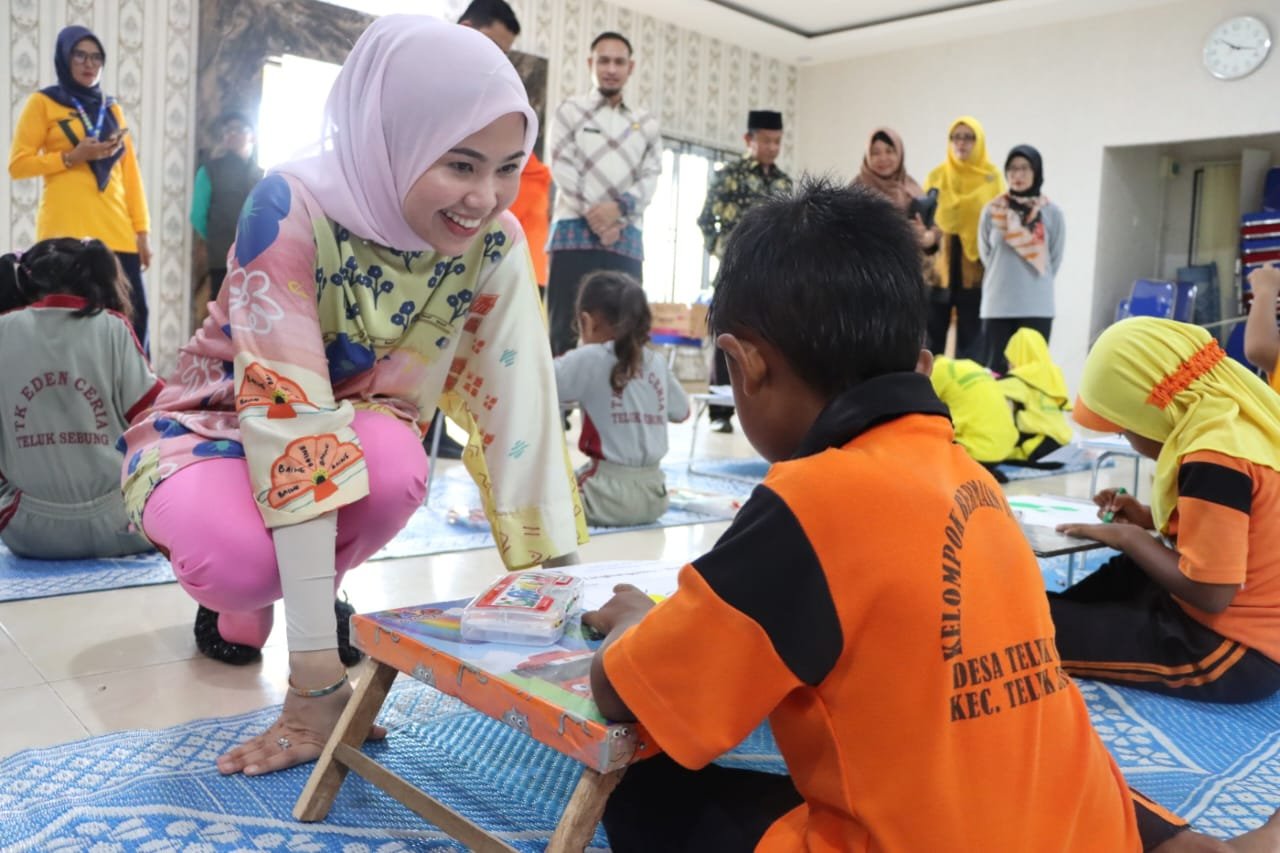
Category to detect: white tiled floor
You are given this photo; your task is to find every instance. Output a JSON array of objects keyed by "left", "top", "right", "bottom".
[{"left": 0, "top": 410, "right": 1147, "bottom": 761}]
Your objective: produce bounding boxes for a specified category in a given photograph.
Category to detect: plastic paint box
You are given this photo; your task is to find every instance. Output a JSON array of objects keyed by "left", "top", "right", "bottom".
[{"left": 460, "top": 570, "right": 584, "bottom": 646}]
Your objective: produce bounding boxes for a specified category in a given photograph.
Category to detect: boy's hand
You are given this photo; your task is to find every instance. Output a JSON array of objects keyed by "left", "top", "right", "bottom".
[
  {"left": 582, "top": 584, "right": 654, "bottom": 637},
  {"left": 1092, "top": 489, "right": 1153, "bottom": 528},
  {"left": 1248, "top": 263, "right": 1280, "bottom": 298},
  {"left": 1056, "top": 521, "right": 1143, "bottom": 550}
]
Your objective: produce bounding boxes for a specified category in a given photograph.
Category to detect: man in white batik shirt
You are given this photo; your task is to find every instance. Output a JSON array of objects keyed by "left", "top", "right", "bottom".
[{"left": 545, "top": 30, "right": 662, "bottom": 357}]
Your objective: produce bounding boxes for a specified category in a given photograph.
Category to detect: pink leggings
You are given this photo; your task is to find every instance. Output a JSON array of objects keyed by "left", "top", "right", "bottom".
[{"left": 142, "top": 410, "right": 428, "bottom": 647}]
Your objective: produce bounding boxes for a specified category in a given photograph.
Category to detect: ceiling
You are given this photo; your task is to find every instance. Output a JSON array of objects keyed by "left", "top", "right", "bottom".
[
  {"left": 602, "top": 0, "right": 1180, "bottom": 65},
  {"left": 706, "top": 0, "right": 995, "bottom": 37}
]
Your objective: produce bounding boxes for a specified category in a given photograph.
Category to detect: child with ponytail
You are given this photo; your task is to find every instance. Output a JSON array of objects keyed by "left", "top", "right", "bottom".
[
  {"left": 0, "top": 237, "right": 160, "bottom": 558},
  {"left": 555, "top": 270, "right": 689, "bottom": 526}
]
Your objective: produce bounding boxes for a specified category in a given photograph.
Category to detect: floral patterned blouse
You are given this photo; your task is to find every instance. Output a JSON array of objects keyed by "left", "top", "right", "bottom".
[{"left": 120, "top": 174, "right": 587, "bottom": 568}]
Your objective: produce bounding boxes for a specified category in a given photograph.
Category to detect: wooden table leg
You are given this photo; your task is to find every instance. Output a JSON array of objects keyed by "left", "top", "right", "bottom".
[
  {"left": 293, "top": 659, "right": 399, "bottom": 821},
  {"left": 546, "top": 766, "right": 627, "bottom": 852}
]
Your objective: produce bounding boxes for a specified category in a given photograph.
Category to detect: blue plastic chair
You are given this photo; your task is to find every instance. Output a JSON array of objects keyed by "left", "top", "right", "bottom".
[
  {"left": 1121, "top": 279, "right": 1176, "bottom": 320},
  {"left": 1225, "top": 322, "right": 1255, "bottom": 371},
  {"left": 1172, "top": 281, "right": 1198, "bottom": 323},
  {"left": 1265, "top": 165, "right": 1280, "bottom": 211}
]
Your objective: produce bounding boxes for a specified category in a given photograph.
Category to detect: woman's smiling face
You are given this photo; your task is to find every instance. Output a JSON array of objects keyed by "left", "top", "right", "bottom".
[
  {"left": 868, "top": 139, "right": 899, "bottom": 178},
  {"left": 400, "top": 113, "right": 527, "bottom": 255}
]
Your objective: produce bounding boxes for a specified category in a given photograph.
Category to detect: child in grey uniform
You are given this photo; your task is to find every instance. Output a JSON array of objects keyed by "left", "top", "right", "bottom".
[
  {"left": 555, "top": 271, "right": 689, "bottom": 526},
  {"left": 0, "top": 238, "right": 160, "bottom": 558}
]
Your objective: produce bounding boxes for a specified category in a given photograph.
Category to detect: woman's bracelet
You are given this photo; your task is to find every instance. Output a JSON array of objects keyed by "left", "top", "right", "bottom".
[{"left": 287, "top": 671, "right": 349, "bottom": 698}]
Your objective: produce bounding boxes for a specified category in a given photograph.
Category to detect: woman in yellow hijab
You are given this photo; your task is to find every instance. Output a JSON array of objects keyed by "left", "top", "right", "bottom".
[
  {"left": 1050, "top": 317, "right": 1280, "bottom": 703},
  {"left": 997, "top": 328, "right": 1072, "bottom": 462},
  {"left": 923, "top": 116, "right": 1004, "bottom": 361}
]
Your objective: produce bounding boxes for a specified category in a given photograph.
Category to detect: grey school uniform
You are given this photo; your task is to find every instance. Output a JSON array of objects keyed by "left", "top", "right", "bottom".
[
  {"left": 554, "top": 343, "right": 690, "bottom": 527},
  {"left": 977, "top": 200, "right": 1065, "bottom": 319},
  {"left": 0, "top": 298, "right": 160, "bottom": 558}
]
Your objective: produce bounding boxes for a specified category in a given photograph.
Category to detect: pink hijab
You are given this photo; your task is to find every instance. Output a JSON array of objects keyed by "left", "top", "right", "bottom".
[{"left": 274, "top": 15, "right": 538, "bottom": 251}]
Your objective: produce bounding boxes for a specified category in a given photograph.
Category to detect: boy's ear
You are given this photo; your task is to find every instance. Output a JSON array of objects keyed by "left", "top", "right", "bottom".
[
  {"left": 915, "top": 348, "right": 935, "bottom": 377},
  {"left": 717, "top": 332, "right": 767, "bottom": 395}
]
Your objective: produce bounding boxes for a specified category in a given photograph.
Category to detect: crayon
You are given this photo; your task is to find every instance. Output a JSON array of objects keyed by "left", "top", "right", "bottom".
[{"left": 1101, "top": 487, "right": 1127, "bottom": 523}]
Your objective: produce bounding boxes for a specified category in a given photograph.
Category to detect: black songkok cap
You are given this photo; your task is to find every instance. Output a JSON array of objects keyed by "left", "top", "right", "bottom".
[{"left": 747, "top": 110, "right": 783, "bottom": 131}]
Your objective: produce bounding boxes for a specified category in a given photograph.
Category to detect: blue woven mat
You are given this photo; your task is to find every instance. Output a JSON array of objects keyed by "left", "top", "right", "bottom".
[
  {"left": 375, "top": 462, "right": 756, "bottom": 561},
  {"left": 2, "top": 669, "right": 1277, "bottom": 850},
  {"left": 0, "top": 455, "right": 1108, "bottom": 602},
  {"left": 0, "top": 679, "right": 779, "bottom": 852},
  {"left": 0, "top": 547, "right": 174, "bottom": 603},
  {"left": 0, "top": 462, "right": 757, "bottom": 603}
]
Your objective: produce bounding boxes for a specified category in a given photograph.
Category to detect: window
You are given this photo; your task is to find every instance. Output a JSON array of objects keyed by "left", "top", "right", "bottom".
[
  {"left": 258, "top": 55, "right": 342, "bottom": 172},
  {"left": 642, "top": 140, "right": 737, "bottom": 304}
]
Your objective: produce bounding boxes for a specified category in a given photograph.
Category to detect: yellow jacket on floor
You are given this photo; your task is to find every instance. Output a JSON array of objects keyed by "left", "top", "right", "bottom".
[
  {"left": 997, "top": 328, "right": 1073, "bottom": 460},
  {"left": 931, "top": 355, "right": 1018, "bottom": 463}
]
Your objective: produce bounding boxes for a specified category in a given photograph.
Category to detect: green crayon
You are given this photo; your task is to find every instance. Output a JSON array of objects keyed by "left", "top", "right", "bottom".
[{"left": 1101, "top": 487, "right": 1127, "bottom": 523}]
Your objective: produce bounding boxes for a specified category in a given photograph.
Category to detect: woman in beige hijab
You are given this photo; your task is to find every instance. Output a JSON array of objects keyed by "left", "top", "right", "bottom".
[{"left": 852, "top": 127, "right": 937, "bottom": 251}]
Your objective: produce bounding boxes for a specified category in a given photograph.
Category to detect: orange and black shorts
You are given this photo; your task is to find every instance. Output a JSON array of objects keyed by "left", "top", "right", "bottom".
[
  {"left": 1049, "top": 554, "right": 1280, "bottom": 703},
  {"left": 1132, "top": 787, "right": 1190, "bottom": 849}
]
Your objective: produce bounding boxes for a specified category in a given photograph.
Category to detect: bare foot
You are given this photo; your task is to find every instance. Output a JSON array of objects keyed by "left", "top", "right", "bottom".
[{"left": 216, "top": 683, "right": 386, "bottom": 776}]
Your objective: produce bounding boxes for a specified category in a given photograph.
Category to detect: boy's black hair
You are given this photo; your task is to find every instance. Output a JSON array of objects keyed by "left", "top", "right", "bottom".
[
  {"left": 458, "top": 0, "right": 521, "bottom": 35},
  {"left": 0, "top": 238, "right": 134, "bottom": 320},
  {"left": 709, "top": 176, "right": 926, "bottom": 395},
  {"left": 590, "top": 31, "right": 632, "bottom": 55},
  {"left": 576, "top": 270, "right": 651, "bottom": 393}
]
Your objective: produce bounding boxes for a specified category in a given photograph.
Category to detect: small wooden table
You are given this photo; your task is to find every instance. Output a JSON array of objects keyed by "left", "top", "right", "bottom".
[
  {"left": 294, "top": 562, "right": 683, "bottom": 851},
  {"left": 1009, "top": 495, "right": 1109, "bottom": 586}
]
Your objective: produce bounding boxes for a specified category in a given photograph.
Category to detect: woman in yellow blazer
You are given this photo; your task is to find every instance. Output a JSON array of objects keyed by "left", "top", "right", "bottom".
[{"left": 8, "top": 25, "right": 151, "bottom": 350}]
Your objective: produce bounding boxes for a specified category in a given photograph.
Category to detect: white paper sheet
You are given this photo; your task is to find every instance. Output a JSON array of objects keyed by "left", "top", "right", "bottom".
[
  {"left": 554, "top": 559, "right": 686, "bottom": 611},
  {"left": 1078, "top": 433, "right": 1135, "bottom": 452},
  {"left": 1006, "top": 494, "right": 1102, "bottom": 528}
]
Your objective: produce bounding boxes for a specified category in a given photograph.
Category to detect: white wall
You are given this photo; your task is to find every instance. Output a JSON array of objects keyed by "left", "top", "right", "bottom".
[
  {"left": 1092, "top": 147, "right": 1165, "bottom": 336},
  {"left": 795, "top": 0, "right": 1280, "bottom": 390}
]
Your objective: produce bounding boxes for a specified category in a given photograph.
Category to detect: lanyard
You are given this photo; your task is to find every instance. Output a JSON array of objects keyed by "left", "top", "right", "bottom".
[{"left": 69, "top": 96, "right": 106, "bottom": 139}]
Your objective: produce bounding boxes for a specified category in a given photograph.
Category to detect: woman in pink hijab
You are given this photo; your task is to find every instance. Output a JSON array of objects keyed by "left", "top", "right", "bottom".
[{"left": 118, "top": 15, "right": 586, "bottom": 775}]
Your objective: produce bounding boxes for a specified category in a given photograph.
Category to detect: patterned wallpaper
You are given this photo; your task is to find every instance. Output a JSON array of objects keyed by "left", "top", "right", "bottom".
[
  {"left": 515, "top": 0, "right": 797, "bottom": 157},
  {"left": 3, "top": 0, "right": 198, "bottom": 375},
  {"left": 2, "top": 0, "right": 794, "bottom": 373}
]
